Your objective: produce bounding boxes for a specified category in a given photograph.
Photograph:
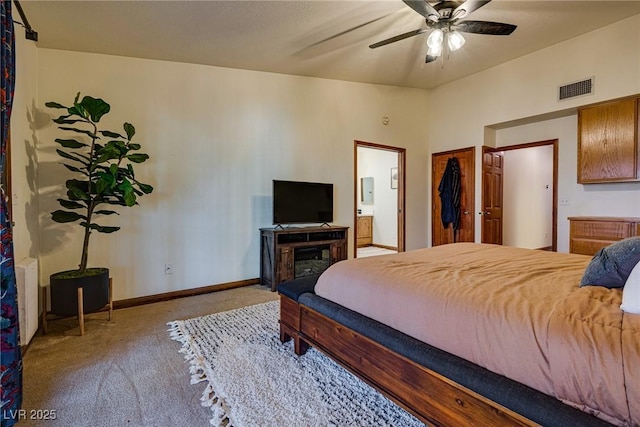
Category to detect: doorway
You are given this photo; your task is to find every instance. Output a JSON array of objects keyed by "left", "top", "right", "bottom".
[
  {"left": 354, "top": 141, "right": 406, "bottom": 258},
  {"left": 482, "top": 140, "right": 558, "bottom": 251}
]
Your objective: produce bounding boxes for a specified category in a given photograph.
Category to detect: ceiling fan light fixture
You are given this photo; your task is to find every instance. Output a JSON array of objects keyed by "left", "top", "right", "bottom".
[
  {"left": 370, "top": 0, "right": 517, "bottom": 65},
  {"left": 448, "top": 31, "right": 466, "bottom": 51},
  {"left": 427, "top": 29, "right": 444, "bottom": 50},
  {"left": 427, "top": 44, "right": 442, "bottom": 57}
]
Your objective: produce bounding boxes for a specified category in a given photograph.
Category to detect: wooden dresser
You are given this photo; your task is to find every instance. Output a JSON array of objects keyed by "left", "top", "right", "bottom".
[{"left": 568, "top": 216, "right": 640, "bottom": 255}]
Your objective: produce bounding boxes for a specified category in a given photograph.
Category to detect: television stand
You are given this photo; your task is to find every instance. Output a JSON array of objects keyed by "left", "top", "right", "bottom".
[
  {"left": 273, "top": 223, "right": 332, "bottom": 229},
  {"left": 260, "top": 226, "right": 348, "bottom": 291}
]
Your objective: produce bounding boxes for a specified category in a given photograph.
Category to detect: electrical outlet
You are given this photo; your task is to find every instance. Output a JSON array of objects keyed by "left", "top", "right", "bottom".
[
  {"left": 559, "top": 198, "right": 570, "bottom": 206},
  {"left": 164, "top": 263, "right": 174, "bottom": 275}
]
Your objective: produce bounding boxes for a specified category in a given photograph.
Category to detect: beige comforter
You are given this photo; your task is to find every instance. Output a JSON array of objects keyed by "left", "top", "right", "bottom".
[{"left": 315, "top": 243, "right": 640, "bottom": 426}]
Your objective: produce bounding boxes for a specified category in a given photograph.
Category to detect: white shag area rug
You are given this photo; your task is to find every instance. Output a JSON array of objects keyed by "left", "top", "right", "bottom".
[{"left": 167, "top": 300, "right": 424, "bottom": 427}]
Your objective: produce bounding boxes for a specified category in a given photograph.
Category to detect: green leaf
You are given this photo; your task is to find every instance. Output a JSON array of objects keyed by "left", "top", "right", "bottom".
[
  {"left": 96, "top": 141, "right": 127, "bottom": 163},
  {"left": 55, "top": 138, "right": 88, "bottom": 149},
  {"left": 81, "top": 222, "right": 120, "bottom": 233},
  {"left": 96, "top": 173, "right": 115, "bottom": 194},
  {"left": 127, "top": 143, "right": 141, "bottom": 151},
  {"left": 80, "top": 96, "right": 111, "bottom": 123},
  {"left": 53, "top": 114, "right": 85, "bottom": 125},
  {"left": 55, "top": 118, "right": 84, "bottom": 125},
  {"left": 127, "top": 153, "right": 149, "bottom": 163},
  {"left": 94, "top": 210, "right": 119, "bottom": 215},
  {"left": 59, "top": 126, "right": 98, "bottom": 139},
  {"left": 96, "top": 225, "right": 120, "bottom": 233},
  {"left": 127, "top": 164, "right": 135, "bottom": 179},
  {"left": 52, "top": 114, "right": 85, "bottom": 125},
  {"left": 104, "top": 140, "right": 128, "bottom": 155},
  {"left": 137, "top": 183, "right": 154, "bottom": 194},
  {"left": 66, "top": 180, "right": 90, "bottom": 201},
  {"left": 100, "top": 130, "right": 124, "bottom": 139},
  {"left": 118, "top": 179, "right": 136, "bottom": 206},
  {"left": 95, "top": 150, "right": 120, "bottom": 164},
  {"left": 124, "top": 123, "right": 135, "bottom": 140},
  {"left": 68, "top": 104, "right": 86, "bottom": 118},
  {"left": 57, "top": 199, "right": 85, "bottom": 209},
  {"left": 51, "top": 210, "right": 86, "bottom": 223},
  {"left": 46, "top": 101, "right": 67, "bottom": 109}
]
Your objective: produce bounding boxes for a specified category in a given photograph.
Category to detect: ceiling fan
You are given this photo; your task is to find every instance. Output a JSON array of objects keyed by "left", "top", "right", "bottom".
[{"left": 369, "top": 0, "right": 517, "bottom": 63}]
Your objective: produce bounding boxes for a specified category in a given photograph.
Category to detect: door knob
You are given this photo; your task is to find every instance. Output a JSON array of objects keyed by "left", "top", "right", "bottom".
[
  {"left": 463, "top": 210, "right": 469, "bottom": 215},
  {"left": 478, "top": 211, "right": 491, "bottom": 216}
]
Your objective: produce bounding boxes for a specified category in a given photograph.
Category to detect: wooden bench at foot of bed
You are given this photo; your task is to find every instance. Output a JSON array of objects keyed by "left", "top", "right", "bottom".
[{"left": 278, "top": 292, "right": 534, "bottom": 427}]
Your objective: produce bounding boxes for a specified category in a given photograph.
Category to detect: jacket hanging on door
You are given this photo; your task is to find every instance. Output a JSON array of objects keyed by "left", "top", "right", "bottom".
[{"left": 438, "top": 157, "right": 461, "bottom": 233}]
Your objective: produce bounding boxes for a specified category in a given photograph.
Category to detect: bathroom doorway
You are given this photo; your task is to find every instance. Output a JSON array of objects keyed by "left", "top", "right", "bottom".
[{"left": 354, "top": 141, "right": 406, "bottom": 258}]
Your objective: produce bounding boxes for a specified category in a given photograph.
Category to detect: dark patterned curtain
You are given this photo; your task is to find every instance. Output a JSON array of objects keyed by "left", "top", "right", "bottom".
[{"left": 1, "top": 1, "right": 23, "bottom": 426}]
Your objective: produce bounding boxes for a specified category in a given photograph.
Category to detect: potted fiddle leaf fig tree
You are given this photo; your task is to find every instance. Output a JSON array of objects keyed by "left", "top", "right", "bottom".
[{"left": 46, "top": 93, "right": 153, "bottom": 317}]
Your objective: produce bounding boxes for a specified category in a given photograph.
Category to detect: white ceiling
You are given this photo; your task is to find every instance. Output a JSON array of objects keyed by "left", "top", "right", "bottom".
[{"left": 18, "top": 0, "right": 640, "bottom": 90}]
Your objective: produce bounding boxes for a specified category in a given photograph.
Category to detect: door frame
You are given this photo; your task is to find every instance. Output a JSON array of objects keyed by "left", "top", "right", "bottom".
[
  {"left": 483, "top": 139, "right": 558, "bottom": 251},
  {"left": 353, "top": 141, "right": 406, "bottom": 258}
]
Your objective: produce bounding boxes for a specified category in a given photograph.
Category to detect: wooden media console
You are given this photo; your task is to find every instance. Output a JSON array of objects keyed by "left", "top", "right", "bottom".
[{"left": 260, "top": 226, "right": 348, "bottom": 291}]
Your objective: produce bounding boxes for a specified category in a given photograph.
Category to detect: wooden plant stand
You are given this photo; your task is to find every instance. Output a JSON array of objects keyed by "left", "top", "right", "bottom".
[{"left": 42, "top": 278, "right": 113, "bottom": 336}]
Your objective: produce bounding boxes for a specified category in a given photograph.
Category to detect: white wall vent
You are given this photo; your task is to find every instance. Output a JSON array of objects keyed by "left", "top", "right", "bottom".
[
  {"left": 16, "top": 257, "right": 39, "bottom": 346},
  {"left": 558, "top": 77, "right": 594, "bottom": 101}
]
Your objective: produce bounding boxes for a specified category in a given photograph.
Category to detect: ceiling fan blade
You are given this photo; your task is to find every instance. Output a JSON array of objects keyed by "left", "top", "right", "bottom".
[
  {"left": 452, "top": 1, "right": 492, "bottom": 20},
  {"left": 455, "top": 20, "right": 517, "bottom": 35},
  {"left": 307, "top": 14, "right": 393, "bottom": 49},
  {"left": 403, "top": 0, "right": 439, "bottom": 21},
  {"left": 425, "top": 54, "right": 439, "bottom": 63},
  {"left": 369, "top": 28, "right": 428, "bottom": 49}
]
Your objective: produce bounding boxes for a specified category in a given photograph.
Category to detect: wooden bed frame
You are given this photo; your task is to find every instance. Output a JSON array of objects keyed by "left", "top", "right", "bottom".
[{"left": 278, "top": 294, "right": 536, "bottom": 427}]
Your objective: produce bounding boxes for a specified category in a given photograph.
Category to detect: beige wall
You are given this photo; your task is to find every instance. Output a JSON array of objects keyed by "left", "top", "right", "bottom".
[
  {"left": 427, "top": 14, "right": 640, "bottom": 249},
  {"left": 31, "top": 49, "right": 430, "bottom": 299},
  {"left": 10, "top": 34, "right": 40, "bottom": 265}
]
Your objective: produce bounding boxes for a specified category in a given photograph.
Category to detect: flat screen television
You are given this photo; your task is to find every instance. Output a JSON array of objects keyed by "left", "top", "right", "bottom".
[{"left": 273, "top": 180, "right": 333, "bottom": 225}]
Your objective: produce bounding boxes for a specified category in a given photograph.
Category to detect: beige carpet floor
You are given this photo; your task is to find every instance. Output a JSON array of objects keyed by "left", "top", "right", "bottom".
[{"left": 20, "top": 285, "right": 278, "bottom": 427}]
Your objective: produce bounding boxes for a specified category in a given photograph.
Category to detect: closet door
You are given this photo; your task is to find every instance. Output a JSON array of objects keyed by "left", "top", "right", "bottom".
[{"left": 431, "top": 147, "right": 475, "bottom": 246}]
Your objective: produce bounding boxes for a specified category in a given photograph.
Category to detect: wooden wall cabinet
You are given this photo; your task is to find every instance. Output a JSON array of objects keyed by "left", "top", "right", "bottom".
[
  {"left": 577, "top": 97, "right": 640, "bottom": 183},
  {"left": 260, "top": 226, "right": 348, "bottom": 291},
  {"left": 356, "top": 215, "right": 373, "bottom": 247},
  {"left": 569, "top": 216, "right": 640, "bottom": 255}
]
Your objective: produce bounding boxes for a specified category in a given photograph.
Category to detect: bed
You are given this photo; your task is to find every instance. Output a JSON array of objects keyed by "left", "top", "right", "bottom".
[{"left": 277, "top": 243, "right": 640, "bottom": 427}]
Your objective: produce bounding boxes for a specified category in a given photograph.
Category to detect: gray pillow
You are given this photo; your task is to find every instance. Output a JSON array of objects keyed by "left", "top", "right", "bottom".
[{"left": 580, "top": 237, "right": 640, "bottom": 288}]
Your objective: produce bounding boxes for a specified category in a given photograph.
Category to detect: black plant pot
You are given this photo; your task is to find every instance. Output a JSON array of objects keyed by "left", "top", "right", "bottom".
[{"left": 50, "top": 268, "right": 110, "bottom": 317}]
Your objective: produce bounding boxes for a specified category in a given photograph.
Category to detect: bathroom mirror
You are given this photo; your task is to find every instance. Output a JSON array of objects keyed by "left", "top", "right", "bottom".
[{"left": 361, "top": 177, "right": 374, "bottom": 205}]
